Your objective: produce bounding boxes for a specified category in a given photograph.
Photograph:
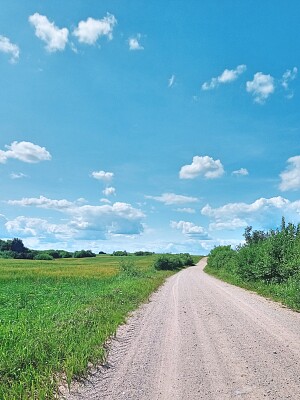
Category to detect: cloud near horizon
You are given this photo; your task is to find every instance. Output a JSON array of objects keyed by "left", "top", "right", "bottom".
[
  {"left": 202, "top": 196, "right": 300, "bottom": 231},
  {"left": 170, "top": 220, "right": 210, "bottom": 239},
  {"left": 6, "top": 196, "right": 145, "bottom": 240}
]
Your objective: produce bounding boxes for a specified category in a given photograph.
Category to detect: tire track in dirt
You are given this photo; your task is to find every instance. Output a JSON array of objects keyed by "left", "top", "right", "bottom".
[{"left": 61, "top": 258, "right": 300, "bottom": 400}]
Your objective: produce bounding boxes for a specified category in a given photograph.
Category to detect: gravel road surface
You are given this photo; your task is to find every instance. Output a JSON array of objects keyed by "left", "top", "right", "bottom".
[{"left": 62, "top": 258, "right": 300, "bottom": 400}]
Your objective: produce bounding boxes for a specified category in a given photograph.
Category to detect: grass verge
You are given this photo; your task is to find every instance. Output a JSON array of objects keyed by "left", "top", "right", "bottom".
[
  {"left": 204, "top": 264, "right": 300, "bottom": 312},
  {"left": 0, "top": 255, "right": 178, "bottom": 399}
]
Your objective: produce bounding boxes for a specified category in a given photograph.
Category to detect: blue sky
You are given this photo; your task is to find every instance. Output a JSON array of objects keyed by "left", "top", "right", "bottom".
[{"left": 1, "top": 1, "right": 300, "bottom": 254}]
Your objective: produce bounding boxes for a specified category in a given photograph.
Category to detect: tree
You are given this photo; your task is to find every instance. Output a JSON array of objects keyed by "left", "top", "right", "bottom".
[{"left": 10, "top": 238, "right": 27, "bottom": 253}]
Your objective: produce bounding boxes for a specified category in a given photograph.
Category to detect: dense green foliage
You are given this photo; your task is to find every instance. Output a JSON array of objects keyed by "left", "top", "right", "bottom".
[
  {"left": 134, "top": 251, "right": 155, "bottom": 256},
  {"left": 73, "top": 249, "right": 96, "bottom": 258},
  {"left": 111, "top": 250, "right": 129, "bottom": 256},
  {"left": 154, "top": 253, "right": 195, "bottom": 270},
  {"left": 0, "top": 238, "right": 94, "bottom": 260},
  {"left": 206, "top": 218, "right": 300, "bottom": 310},
  {"left": 0, "top": 254, "right": 175, "bottom": 399}
]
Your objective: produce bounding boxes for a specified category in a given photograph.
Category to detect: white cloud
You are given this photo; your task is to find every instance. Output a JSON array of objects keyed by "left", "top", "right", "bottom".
[
  {"left": 209, "top": 218, "right": 248, "bottom": 231},
  {"left": 29, "top": 13, "right": 69, "bottom": 52},
  {"left": 145, "top": 193, "right": 198, "bottom": 205},
  {"left": 100, "top": 198, "right": 111, "bottom": 204},
  {"left": 201, "top": 196, "right": 300, "bottom": 232},
  {"left": 10, "top": 172, "right": 28, "bottom": 179},
  {"left": 5, "top": 216, "right": 73, "bottom": 239},
  {"left": 73, "top": 14, "right": 117, "bottom": 45},
  {"left": 174, "top": 207, "right": 196, "bottom": 214},
  {"left": 69, "top": 202, "right": 144, "bottom": 237},
  {"left": 279, "top": 156, "right": 300, "bottom": 191},
  {"left": 8, "top": 195, "right": 74, "bottom": 209},
  {"left": 128, "top": 34, "right": 144, "bottom": 51},
  {"left": 0, "top": 35, "right": 20, "bottom": 63},
  {"left": 179, "top": 155, "right": 224, "bottom": 179},
  {"left": 170, "top": 220, "right": 210, "bottom": 239},
  {"left": 0, "top": 141, "right": 51, "bottom": 164},
  {"left": 202, "top": 196, "right": 290, "bottom": 220},
  {"left": 282, "top": 67, "right": 297, "bottom": 90},
  {"left": 246, "top": 72, "right": 275, "bottom": 104},
  {"left": 282, "top": 67, "right": 297, "bottom": 99},
  {"left": 202, "top": 64, "right": 246, "bottom": 90},
  {"left": 103, "top": 187, "right": 116, "bottom": 196},
  {"left": 91, "top": 170, "right": 114, "bottom": 181},
  {"left": 232, "top": 168, "right": 249, "bottom": 176},
  {"left": 168, "top": 74, "right": 175, "bottom": 88},
  {"left": 7, "top": 196, "right": 145, "bottom": 238}
]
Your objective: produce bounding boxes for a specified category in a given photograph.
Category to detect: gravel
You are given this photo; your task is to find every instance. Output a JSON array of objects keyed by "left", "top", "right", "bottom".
[{"left": 61, "top": 258, "right": 300, "bottom": 400}]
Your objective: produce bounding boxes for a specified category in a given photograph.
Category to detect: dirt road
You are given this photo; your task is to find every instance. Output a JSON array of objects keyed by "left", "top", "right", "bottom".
[{"left": 62, "top": 258, "right": 300, "bottom": 399}]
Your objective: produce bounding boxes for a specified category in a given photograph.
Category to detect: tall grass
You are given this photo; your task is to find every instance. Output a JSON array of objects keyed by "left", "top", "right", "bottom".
[{"left": 0, "top": 255, "right": 175, "bottom": 399}]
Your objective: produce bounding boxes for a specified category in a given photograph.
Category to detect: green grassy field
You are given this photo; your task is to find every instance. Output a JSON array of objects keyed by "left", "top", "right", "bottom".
[{"left": 0, "top": 255, "right": 200, "bottom": 399}]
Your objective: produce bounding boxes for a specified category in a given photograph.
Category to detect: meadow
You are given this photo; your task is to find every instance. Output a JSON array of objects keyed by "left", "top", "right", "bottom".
[{"left": 0, "top": 254, "right": 200, "bottom": 399}]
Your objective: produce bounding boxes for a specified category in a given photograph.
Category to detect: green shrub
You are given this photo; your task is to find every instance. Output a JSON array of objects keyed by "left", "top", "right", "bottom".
[
  {"left": 119, "top": 259, "right": 141, "bottom": 277},
  {"left": 73, "top": 250, "right": 96, "bottom": 258},
  {"left": 154, "top": 254, "right": 183, "bottom": 271},
  {"left": 179, "top": 253, "right": 195, "bottom": 266},
  {"left": 112, "top": 250, "right": 128, "bottom": 256},
  {"left": 34, "top": 253, "right": 54, "bottom": 261}
]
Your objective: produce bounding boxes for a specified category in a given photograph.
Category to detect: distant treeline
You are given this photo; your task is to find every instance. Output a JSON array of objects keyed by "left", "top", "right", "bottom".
[
  {"left": 0, "top": 238, "right": 98, "bottom": 260},
  {"left": 0, "top": 238, "right": 158, "bottom": 260},
  {"left": 206, "top": 218, "right": 300, "bottom": 309},
  {"left": 111, "top": 250, "right": 155, "bottom": 257}
]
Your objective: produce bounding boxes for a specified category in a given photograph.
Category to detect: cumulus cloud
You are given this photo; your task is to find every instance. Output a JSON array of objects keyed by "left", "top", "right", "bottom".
[
  {"left": 202, "top": 64, "right": 246, "bottom": 90},
  {"left": 279, "top": 156, "right": 300, "bottom": 191},
  {"left": 7, "top": 196, "right": 145, "bottom": 238},
  {"left": 170, "top": 220, "right": 210, "bottom": 239},
  {"left": 103, "top": 187, "right": 116, "bottom": 196},
  {"left": 29, "top": 13, "right": 69, "bottom": 52},
  {"left": 202, "top": 196, "right": 290, "bottom": 220},
  {"left": 232, "top": 168, "right": 249, "bottom": 176},
  {"left": 6, "top": 216, "right": 73, "bottom": 239},
  {"left": 179, "top": 155, "right": 224, "bottom": 179},
  {"left": 201, "top": 196, "right": 300, "bottom": 231},
  {"left": 246, "top": 72, "right": 275, "bottom": 104},
  {"left": 69, "top": 202, "right": 144, "bottom": 235},
  {"left": 145, "top": 193, "right": 198, "bottom": 205},
  {"left": 73, "top": 14, "right": 117, "bottom": 45},
  {"left": 0, "top": 35, "right": 20, "bottom": 63},
  {"left": 128, "top": 34, "right": 144, "bottom": 51},
  {"left": 0, "top": 141, "right": 51, "bottom": 164},
  {"left": 91, "top": 170, "right": 114, "bottom": 181},
  {"left": 8, "top": 195, "right": 74, "bottom": 209}
]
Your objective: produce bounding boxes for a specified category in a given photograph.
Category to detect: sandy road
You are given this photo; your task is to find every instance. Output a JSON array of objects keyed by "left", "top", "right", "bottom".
[{"left": 62, "top": 258, "right": 300, "bottom": 400}]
